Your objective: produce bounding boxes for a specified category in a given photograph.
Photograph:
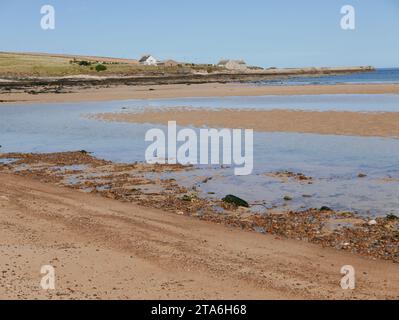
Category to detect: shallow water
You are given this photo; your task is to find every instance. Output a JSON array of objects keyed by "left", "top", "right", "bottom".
[
  {"left": 253, "top": 68, "right": 399, "bottom": 86},
  {"left": 1, "top": 95, "right": 399, "bottom": 216},
  {"left": 117, "top": 94, "right": 399, "bottom": 112},
  {"left": 0, "top": 158, "right": 16, "bottom": 164}
]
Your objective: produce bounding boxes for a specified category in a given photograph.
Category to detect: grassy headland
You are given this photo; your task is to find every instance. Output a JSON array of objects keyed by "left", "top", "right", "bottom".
[
  {"left": 0, "top": 51, "right": 374, "bottom": 79},
  {"left": 0, "top": 52, "right": 222, "bottom": 78}
]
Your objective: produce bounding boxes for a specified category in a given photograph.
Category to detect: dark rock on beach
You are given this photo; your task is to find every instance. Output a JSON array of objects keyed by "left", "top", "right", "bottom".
[{"left": 222, "top": 195, "right": 249, "bottom": 208}]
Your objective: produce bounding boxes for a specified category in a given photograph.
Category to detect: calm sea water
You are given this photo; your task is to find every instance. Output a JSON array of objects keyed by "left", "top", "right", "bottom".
[
  {"left": 1, "top": 95, "right": 399, "bottom": 216},
  {"left": 122, "top": 94, "right": 399, "bottom": 112},
  {"left": 253, "top": 68, "right": 399, "bottom": 86}
]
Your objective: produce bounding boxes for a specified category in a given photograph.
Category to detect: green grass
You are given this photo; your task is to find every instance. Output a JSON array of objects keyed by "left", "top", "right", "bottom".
[
  {"left": 0, "top": 53, "right": 89, "bottom": 77},
  {"left": 0, "top": 52, "right": 223, "bottom": 77}
]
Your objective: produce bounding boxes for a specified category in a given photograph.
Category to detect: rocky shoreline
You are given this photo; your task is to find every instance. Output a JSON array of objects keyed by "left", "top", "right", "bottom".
[
  {"left": 0, "top": 66, "right": 374, "bottom": 92},
  {"left": 1, "top": 151, "right": 397, "bottom": 263}
]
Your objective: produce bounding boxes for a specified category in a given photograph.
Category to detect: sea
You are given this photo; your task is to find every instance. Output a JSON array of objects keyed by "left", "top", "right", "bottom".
[{"left": 253, "top": 68, "right": 399, "bottom": 86}]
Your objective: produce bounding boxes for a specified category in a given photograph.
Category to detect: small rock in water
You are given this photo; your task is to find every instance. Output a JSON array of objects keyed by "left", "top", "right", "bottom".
[
  {"left": 358, "top": 173, "right": 367, "bottom": 178},
  {"left": 202, "top": 177, "right": 212, "bottom": 183},
  {"left": 320, "top": 206, "right": 333, "bottom": 212},
  {"left": 222, "top": 195, "right": 249, "bottom": 208},
  {"left": 283, "top": 196, "right": 293, "bottom": 201}
]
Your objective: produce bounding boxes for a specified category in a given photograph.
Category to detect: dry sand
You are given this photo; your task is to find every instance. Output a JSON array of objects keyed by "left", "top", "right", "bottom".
[
  {"left": 1, "top": 83, "right": 399, "bottom": 104},
  {"left": 1, "top": 173, "right": 398, "bottom": 300},
  {"left": 96, "top": 108, "right": 399, "bottom": 138}
]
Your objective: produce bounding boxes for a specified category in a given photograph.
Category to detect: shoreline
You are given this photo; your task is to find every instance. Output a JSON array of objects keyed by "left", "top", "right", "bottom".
[
  {"left": 1, "top": 151, "right": 398, "bottom": 263},
  {"left": 0, "top": 153, "right": 398, "bottom": 299},
  {"left": 1, "top": 83, "right": 399, "bottom": 104}
]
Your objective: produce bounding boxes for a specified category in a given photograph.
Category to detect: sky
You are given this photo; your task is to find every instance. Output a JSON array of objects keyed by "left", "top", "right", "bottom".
[{"left": 0, "top": 0, "right": 398, "bottom": 68}]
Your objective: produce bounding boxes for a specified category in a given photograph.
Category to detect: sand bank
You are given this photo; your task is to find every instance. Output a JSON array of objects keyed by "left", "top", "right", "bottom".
[
  {"left": 1, "top": 83, "right": 399, "bottom": 104},
  {"left": 95, "top": 108, "right": 399, "bottom": 138}
]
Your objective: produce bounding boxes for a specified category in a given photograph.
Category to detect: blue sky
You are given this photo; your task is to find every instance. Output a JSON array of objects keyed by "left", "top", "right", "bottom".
[{"left": 1, "top": 0, "right": 398, "bottom": 67}]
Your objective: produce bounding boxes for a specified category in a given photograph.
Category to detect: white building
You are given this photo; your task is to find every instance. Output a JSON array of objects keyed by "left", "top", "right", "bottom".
[{"left": 139, "top": 55, "right": 158, "bottom": 66}]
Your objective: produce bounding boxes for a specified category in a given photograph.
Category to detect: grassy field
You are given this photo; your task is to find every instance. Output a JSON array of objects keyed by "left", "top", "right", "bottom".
[{"left": 0, "top": 52, "right": 222, "bottom": 77}]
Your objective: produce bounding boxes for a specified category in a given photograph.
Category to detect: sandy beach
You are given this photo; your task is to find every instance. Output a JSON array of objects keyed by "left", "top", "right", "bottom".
[
  {"left": 1, "top": 82, "right": 399, "bottom": 104},
  {"left": 1, "top": 82, "right": 399, "bottom": 300},
  {"left": 2, "top": 0, "right": 399, "bottom": 306},
  {"left": 1, "top": 172, "right": 398, "bottom": 300}
]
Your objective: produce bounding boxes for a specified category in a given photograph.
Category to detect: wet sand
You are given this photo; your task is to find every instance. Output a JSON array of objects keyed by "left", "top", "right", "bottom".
[
  {"left": 1, "top": 172, "right": 398, "bottom": 299},
  {"left": 96, "top": 108, "right": 399, "bottom": 138},
  {"left": 1, "top": 83, "right": 399, "bottom": 104},
  {"left": 1, "top": 151, "right": 398, "bottom": 262}
]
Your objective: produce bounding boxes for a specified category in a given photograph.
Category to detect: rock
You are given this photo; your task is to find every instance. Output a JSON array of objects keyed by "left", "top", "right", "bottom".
[
  {"left": 222, "top": 195, "right": 249, "bottom": 208},
  {"left": 341, "top": 211, "right": 353, "bottom": 217},
  {"left": 283, "top": 196, "right": 293, "bottom": 201},
  {"left": 320, "top": 206, "right": 333, "bottom": 212},
  {"left": 182, "top": 194, "right": 197, "bottom": 202},
  {"left": 368, "top": 219, "right": 377, "bottom": 226},
  {"left": 386, "top": 213, "right": 399, "bottom": 221},
  {"left": 181, "top": 195, "right": 192, "bottom": 202},
  {"left": 358, "top": 173, "right": 367, "bottom": 178}
]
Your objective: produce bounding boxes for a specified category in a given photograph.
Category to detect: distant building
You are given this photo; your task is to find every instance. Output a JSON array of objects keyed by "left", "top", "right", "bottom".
[
  {"left": 139, "top": 55, "right": 158, "bottom": 66},
  {"left": 217, "top": 59, "right": 248, "bottom": 71}
]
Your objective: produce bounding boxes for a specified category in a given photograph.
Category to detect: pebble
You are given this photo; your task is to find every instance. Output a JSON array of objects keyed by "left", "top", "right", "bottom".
[{"left": 368, "top": 219, "right": 377, "bottom": 226}]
